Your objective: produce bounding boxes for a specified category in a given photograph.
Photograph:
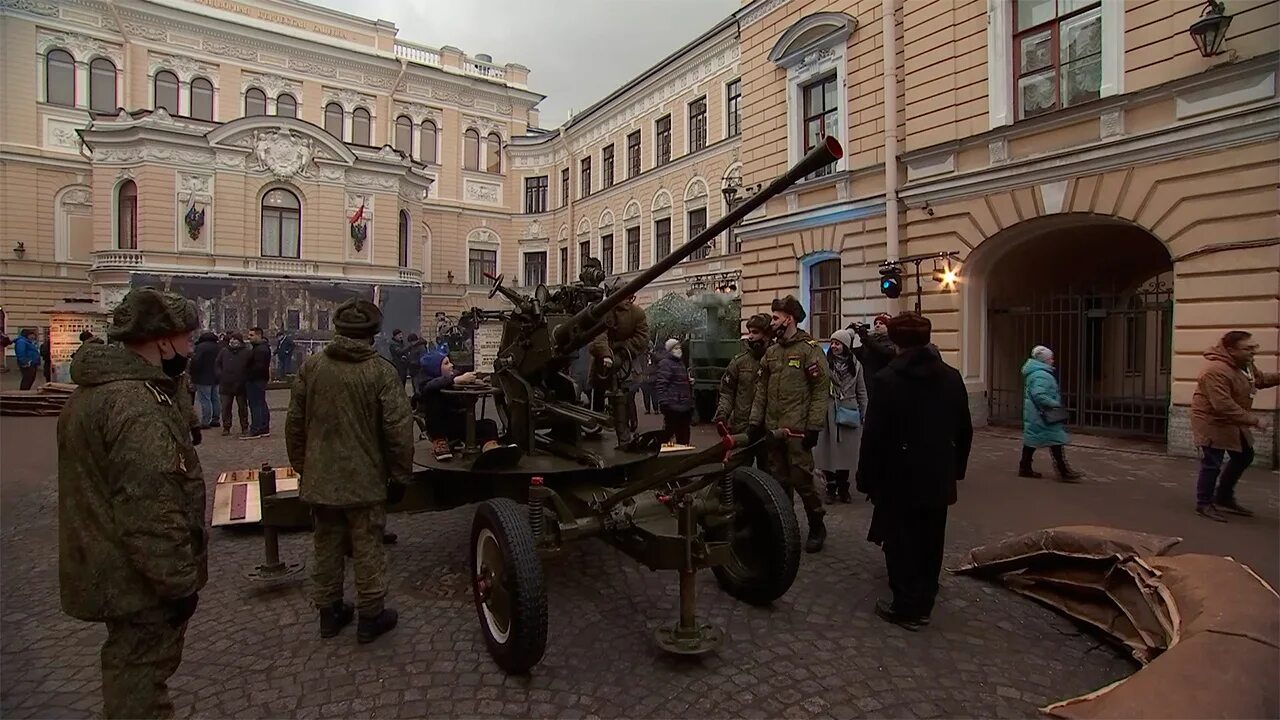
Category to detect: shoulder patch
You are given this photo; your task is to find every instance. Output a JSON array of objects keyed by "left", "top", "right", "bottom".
[
  {"left": 144, "top": 382, "right": 173, "bottom": 406},
  {"left": 806, "top": 339, "right": 818, "bottom": 347},
  {"left": 806, "top": 362, "right": 822, "bottom": 379}
]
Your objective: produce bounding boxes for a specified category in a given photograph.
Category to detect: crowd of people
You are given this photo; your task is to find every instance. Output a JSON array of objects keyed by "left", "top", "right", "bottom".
[{"left": 185, "top": 328, "right": 275, "bottom": 438}]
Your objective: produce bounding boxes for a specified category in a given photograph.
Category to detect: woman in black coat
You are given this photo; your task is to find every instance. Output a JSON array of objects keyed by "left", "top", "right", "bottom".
[{"left": 654, "top": 339, "right": 694, "bottom": 445}]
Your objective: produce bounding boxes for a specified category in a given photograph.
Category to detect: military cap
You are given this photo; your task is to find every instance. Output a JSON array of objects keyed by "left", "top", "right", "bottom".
[
  {"left": 887, "top": 311, "right": 932, "bottom": 348},
  {"left": 333, "top": 297, "right": 383, "bottom": 339},
  {"left": 771, "top": 295, "right": 806, "bottom": 324},
  {"left": 745, "top": 313, "right": 771, "bottom": 331},
  {"left": 107, "top": 287, "right": 199, "bottom": 343}
]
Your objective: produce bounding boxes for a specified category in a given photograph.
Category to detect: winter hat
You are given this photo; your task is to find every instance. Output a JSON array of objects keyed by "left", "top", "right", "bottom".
[
  {"left": 664, "top": 338, "right": 680, "bottom": 352},
  {"left": 1031, "top": 345, "right": 1054, "bottom": 363},
  {"left": 771, "top": 295, "right": 806, "bottom": 323},
  {"left": 333, "top": 298, "right": 382, "bottom": 339},
  {"left": 873, "top": 313, "right": 892, "bottom": 327},
  {"left": 421, "top": 350, "right": 447, "bottom": 378},
  {"left": 830, "top": 328, "right": 855, "bottom": 351},
  {"left": 745, "top": 313, "right": 771, "bottom": 332},
  {"left": 107, "top": 287, "right": 199, "bottom": 343},
  {"left": 886, "top": 312, "right": 931, "bottom": 348}
]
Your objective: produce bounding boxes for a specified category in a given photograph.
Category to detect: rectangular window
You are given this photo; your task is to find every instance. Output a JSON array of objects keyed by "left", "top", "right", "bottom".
[
  {"left": 688, "top": 97, "right": 707, "bottom": 153},
  {"left": 524, "top": 175, "right": 548, "bottom": 214},
  {"left": 579, "top": 239, "right": 590, "bottom": 271},
  {"left": 655, "top": 115, "right": 671, "bottom": 166},
  {"left": 726, "top": 79, "right": 742, "bottom": 137},
  {"left": 654, "top": 218, "right": 671, "bottom": 258},
  {"left": 600, "top": 233, "right": 614, "bottom": 276},
  {"left": 316, "top": 309, "right": 329, "bottom": 331},
  {"left": 809, "top": 259, "right": 841, "bottom": 341},
  {"left": 560, "top": 167, "right": 570, "bottom": 207},
  {"left": 802, "top": 74, "right": 839, "bottom": 178},
  {"left": 602, "top": 144, "right": 615, "bottom": 189},
  {"left": 223, "top": 308, "right": 238, "bottom": 331},
  {"left": 255, "top": 309, "right": 270, "bottom": 330},
  {"left": 626, "top": 226, "right": 640, "bottom": 272},
  {"left": 468, "top": 248, "right": 497, "bottom": 286},
  {"left": 627, "top": 131, "right": 642, "bottom": 177},
  {"left": 286, "top": 309, "right": 301, "bottom": 331},
  {"left": 580, "top": 157, "right": 592, "bottom": 198},
  {"left": 687, "top": 208, "right": 709, "bottom": 261},
  {"left": 559, "top": 246, "right": 569, "bottom": 283},
  {"left": 1014, "top": 1, "right": 1103, "bottom": 120},
  {"left": 523, "top": 251, "right": 547, "bottom": 287}
]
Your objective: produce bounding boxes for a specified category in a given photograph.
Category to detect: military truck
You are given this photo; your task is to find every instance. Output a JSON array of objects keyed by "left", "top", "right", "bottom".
[{"left": 688, "top": 295, "right": 742, "bottom": 423}]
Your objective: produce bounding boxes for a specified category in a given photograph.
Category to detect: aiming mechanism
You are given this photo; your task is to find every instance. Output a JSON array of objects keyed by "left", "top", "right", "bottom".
[{"left": 246, "top": 136, "right": 845, "bottom": 674}]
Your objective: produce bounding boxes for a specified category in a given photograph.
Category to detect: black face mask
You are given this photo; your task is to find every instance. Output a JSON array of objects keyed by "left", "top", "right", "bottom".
[
  {"left": 746, "top": 338, "right": 768, "bottom": 358},
  {"left": 157, "top": 341, "right": 190, "bottom": 378},
  {"left": 772, "top": 322, "right": 789, "bottom": 340}
]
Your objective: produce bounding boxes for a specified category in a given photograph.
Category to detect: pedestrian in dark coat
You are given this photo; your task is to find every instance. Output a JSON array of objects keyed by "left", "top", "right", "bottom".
[
  {"left": 39, "top": 334, "right": 52, "bottom": 383},
  {"left": 655, "top": 338, "right": 694, "bottom": 445},
  {"left": 215, "top": 334, "right": 251, "bottom": 435},
  {"left": 189, "top": 332, "right": 222, "bottom": 428},
  {"left": 245, "top": 327, "right": 273, "bottom": 438},
  {"left": 856, "top": 312, "right": 972, "bottom": 630},
  {"left": 851, "top": 313, "right": 896, "bottom": 396}
]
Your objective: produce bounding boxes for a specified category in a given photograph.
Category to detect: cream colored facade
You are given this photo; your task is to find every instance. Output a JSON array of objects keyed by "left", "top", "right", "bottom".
[
  {"left": 0, "top": 0, "right": 541, "bottom": 336},
  {"left": 731, "top": 0, "right": 1278, "bottom": 460}
]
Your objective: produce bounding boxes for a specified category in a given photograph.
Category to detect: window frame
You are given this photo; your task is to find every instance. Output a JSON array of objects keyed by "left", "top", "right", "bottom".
[
  {"left": 397, "top": 209, "right": 410, "bottom": 268},
  {"left": 523, "top": 250, "right": 548, "bottom": 288},
  {"left": 486, "top": 132, "right": 502, "bottom": 173},
  {"left": 419, "top": 120, "right": 438, "bottom": 164},
  {"left": 1012, "top": 0, "right": 1104, "bottom": 121},
  {"left": 625, "top": 225, "right": 641, "bottom": 272},
  {"left": 580, "top": 156, "right": 592, "bottom": 199},
  {"left": 578, "top": 239, "right": 590, "bottom": 274},
  {"left": 45, "top": 49, "right": 76, "bottom": 107},
  {"left": 627, "top": 130, "right": 642, "bottom": 178},
  {"left": 468, "top": 247, "right": 498, "bottom": 286},
  {"left": 324, "top": 103, "right": 345, "bottom": 139},
  {"left": 800, "top": 73, "right": 840, "bottom": 179},
  {"left": 275, "top": 93, "right": 296, "bottom": 118},
  {"left": 244, "top": 87, "right": 267, "bottom": 117},
  {"left": 154, "top": 70, "right": 180, "bottom": 115},
  {"left": 524, "top": 175, "right": 548, "bottom": 214},
  {"left": 116, "top": 180, "right": 138, "bottom": 250},
  {"left": 688, "top": 96, "right": 707, "bottom": 153},
  {"left": 686, "top": 207, "right": 709, "bottom": 261},
  {"left": 559, "top": 246, "right": 569, "bottom": 284},
  {"left": 726, "top": 78, "right": 742, "bottom": 138},
  {"left": 464, "top": 128, "right": 481, "bottom": 171},
  {"left": 653, "top": 217, "right": 671, "bottom": 260},
  {"left": 600, "top": 233, "right": 614, "bottom": 276},
  {"left": 351, "top": 107, "right": 372, "bottom": 145},
  {"left": 89, "top": 57, "right": 118, "bottom": 113},
  {"left": 260, "top": 188, "right": 302, "bottom": 259},
  {"left": 394, "top": 115, "right": 414, "bottom": 155},
  {"left": 807, "top": 258, "right": 841, "bottom": 341},
  {"left": 655, "top": 115, "right": 672, "bottom": 167},
  {"left": 602, "top": 144, "right": 615, "bottom": 189},
  {"left": 560, "top": 167, "right": 570, "bottom": 208},
  {"left": 189, "top": 77, "right": 214, "bottom": 121}
]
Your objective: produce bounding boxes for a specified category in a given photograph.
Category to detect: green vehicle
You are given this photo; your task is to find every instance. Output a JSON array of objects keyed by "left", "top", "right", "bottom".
[{"left": 688, "top": 296, "right": 742, "bottom": 424}]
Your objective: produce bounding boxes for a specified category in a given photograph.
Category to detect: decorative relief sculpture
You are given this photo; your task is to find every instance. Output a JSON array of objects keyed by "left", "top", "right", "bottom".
[{"left": 249, "top": 129, "right": 316, "bottom": 181}]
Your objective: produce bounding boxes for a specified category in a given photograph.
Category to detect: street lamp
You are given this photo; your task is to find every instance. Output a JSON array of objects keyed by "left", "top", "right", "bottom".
[{"left": 1189, "top": 0, "right": 1232, "bottom": 57}]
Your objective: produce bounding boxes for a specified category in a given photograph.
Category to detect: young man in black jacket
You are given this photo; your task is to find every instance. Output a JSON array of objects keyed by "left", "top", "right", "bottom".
[
  {"left": 856, "top": 312, "right": 972, "bottom": 631},
  {"left": 245, "top": 326, "right": 273, "bottom": 439}
]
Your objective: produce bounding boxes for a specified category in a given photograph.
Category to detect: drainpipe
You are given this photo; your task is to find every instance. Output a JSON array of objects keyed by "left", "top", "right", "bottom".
[
  {"left": 388, "top": 58, "right": 408, "bottom": 143},
  {"left": 106, "top": 0, "right": 131, "bottom": 107},
  {"left": 882, "top": 0, "right": 899, "bottom": 263}
]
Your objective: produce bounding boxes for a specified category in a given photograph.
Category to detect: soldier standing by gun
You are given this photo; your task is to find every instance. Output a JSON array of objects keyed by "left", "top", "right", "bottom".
[
  {"left": 58, "top": 288, "right": 205, "bottom": 719},
  {"left": 715, "top": 313, "right": 772, "bottom": 468},
  {"left": 589, "top": 292, "right": 649, "bottom": 422},
  {"left": 285, "top": 298, "right": 413, "bottom": 643},
  {"left": 749, "top": 295, "right": 830, "bottom": 553}
]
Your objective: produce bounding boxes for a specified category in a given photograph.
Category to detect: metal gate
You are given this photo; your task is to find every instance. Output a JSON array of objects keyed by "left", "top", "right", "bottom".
[{"left": 987, "top": 277, "right": 1173, "bottom": 440}]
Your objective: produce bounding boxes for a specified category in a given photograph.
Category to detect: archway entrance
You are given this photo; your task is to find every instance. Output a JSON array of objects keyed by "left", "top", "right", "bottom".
[{"left": 984, "top": 219, "right": 1173, "bottom": 441}]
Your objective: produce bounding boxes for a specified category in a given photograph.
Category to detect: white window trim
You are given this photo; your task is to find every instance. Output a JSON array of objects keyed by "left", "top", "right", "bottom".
[
  {"left": 519, "top": 244, "right": 549, "bottom": 288},
  {"left": 987, "top": 0, "right": 1124, "bottom": 129},
  {"left": 654, "top": 115, "right": 672, "bottom": 168},
  {"left": 797, "top": 251, "right": 840, "bottom": 335},
  {"left": 577, "top": 234, "right": 593, "bottom": 274},
  {"left": 466, "top": 230, "right": 502, "bottom": 288},
  {"left": 650, "top": 216, "right": 672, "bottom": 268},
  {"left": 785, "top": 49, "right": 850, "bottom": 174},
  {"left": 685, "top": 95, "right": 708, "bottom": 155}
]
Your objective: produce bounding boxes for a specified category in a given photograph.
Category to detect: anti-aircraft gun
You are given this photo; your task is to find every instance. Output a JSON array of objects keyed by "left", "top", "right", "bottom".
[{"left": 244, "top": 136, "right": 844, "bottom": 675}]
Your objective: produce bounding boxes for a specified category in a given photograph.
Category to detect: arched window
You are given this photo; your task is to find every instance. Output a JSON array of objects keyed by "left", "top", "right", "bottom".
[
  {"left": 89, "top": 58, "right": 117, "bottom": 112},
  {"left": 352, "top": 107, "right": 371, "bottom": 145},
  {"left": 419, "top": 120, "right": 437, "bottom": 164},
  {"left": 394, "top": 116, "right": 413, "bottom": 155},
  {"left": 189, "top": 77, "right": 214, "bottom": 121},
  {"left": 276, "top": 93, "right": 296, "bottom": 118},
  {"left": 244, "top": 87, "right": 266, "bottom": 116},
  {"left": 154, "top": 70, "right": 179, "bottom": 114},
  {"left": 324, "top": 103, "right": 344, "bottom": 138},
  {"left": 463, "top": 129, "right": 480, "bottom": 170},
  {"left": 261, "top": 188, "right": 301, "bottom": 258},
  {"left": 45, "top": 49, "right": 75, "bottom": 107},
  {"left": 486, "top": 132, "right": 502, "bottom": 173},
  {"left": 116, "top": 180, "right": 137, "bottom": 250},
  {"left": 398, "top": 210, "right": 410, "bottom": 268}
]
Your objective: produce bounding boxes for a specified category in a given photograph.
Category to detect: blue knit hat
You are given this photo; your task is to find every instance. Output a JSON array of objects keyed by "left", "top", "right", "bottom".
[{"left": 421, "top": 350, "right": 447, "bottom": 378}]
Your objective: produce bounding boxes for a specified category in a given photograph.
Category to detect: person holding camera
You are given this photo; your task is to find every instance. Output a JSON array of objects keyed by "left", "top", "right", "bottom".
[
  {"left": 816, "top": 329, "right": 868, "bottom": 503},
  {"left": 1019, "top": 345, "right": 1083, "bottom": 481},
  {"left": 850, "top": 313, "right": 896, "bottom": 394}
]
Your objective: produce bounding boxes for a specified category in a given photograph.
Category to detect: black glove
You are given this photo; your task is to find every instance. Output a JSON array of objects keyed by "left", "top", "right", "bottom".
[
  {"left": 386, "top": 479, "right": 407, "bottom": 505},
  {"left": 165, "top": 592, "right": 199, "bottom": 628},
  {"left": 190, "top": 427, "right": 202, "bottom": 447},
  {"left": 802, "top": 429, "right": 820, "bottom": 450},
  {"left": 747, "top": 425, "right": 766, "bottom": 443}
]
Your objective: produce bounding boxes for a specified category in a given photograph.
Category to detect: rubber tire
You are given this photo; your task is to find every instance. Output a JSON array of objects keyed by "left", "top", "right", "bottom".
[
  {"left": 711, "top": 466, "right": 802, "bottom": 606},
  {"left": 470, "top": 498, "right": 548, "bottom": 674}
]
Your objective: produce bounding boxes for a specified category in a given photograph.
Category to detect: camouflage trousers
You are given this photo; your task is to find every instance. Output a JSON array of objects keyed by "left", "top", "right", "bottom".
[
  {"left": 101, "top": 606, "right": 187, "bottom": 720},
  {"left": 311, "top": 504, "right": 387, "bottom": 617},
  {"left": 765, "top": 436, "right": 825, "bottom": 519}
]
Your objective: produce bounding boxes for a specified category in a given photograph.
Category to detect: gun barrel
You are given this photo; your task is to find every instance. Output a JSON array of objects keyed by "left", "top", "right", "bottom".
[{"left": 553, "top": 136, "right": 843, "bottom": 351}]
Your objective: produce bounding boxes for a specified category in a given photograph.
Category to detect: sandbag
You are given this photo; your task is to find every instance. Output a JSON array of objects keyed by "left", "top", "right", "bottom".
[{"left": 951, "top": 526, "right": 1182, "bottom": 576}]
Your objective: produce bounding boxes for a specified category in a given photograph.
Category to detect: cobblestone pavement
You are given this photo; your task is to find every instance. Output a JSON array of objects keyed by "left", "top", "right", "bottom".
[{"left": 3, "top": 397, "right": 1276, "bottom": 719}]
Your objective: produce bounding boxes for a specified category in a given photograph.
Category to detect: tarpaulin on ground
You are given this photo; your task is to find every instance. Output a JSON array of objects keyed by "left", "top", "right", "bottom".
[{"left": 953, "top": 526, "right": 1279, "bottom": 719}]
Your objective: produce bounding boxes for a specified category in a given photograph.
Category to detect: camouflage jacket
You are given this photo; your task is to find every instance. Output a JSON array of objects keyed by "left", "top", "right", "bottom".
[
  {"left": 589, "top": 303, "right": 649, "bottom": 364},
  {"left": 714, "top": 349, "right": 761, "bottom": 433},
  {"left": 749, "top": 329, "right": 830, "bottom": 433},
  {"left": 58, "top": 343, "right": 208, "bottom": 621},
  {"left": 285, "top": 335, "right": 414, "bottom": 507}
]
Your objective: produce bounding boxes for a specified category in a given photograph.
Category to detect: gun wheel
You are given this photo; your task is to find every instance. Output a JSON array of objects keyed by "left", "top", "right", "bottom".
[
  {"left": 712, "top": 466, "right": 802, "bottom": 605},
  {"left": 470, "top": 498, "right": 548, "bottom": 674}
]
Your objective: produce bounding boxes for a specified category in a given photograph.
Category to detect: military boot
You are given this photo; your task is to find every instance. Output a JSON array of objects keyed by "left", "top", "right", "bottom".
[
  {"left": 805, "top": 515, "right": 826, "bottom": 553},
  {"left": 357, "top": 608, "right": 398, "bottom": 644},
  {"left": 318, "top": 600, "right": 354, "bottom": 638}
]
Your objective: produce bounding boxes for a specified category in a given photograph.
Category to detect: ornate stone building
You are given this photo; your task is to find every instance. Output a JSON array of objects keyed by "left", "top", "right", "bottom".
[{"left": 1, "top": 0, "right": 541, "bottom": 336}]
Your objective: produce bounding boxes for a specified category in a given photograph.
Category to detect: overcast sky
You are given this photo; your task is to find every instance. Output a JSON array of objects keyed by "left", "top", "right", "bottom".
[{"left": 311, "top": 0, "right": 740, "bottom": 127}]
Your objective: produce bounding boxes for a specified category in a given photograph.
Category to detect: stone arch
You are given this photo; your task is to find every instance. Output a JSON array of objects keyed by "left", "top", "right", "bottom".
[
  {"left": 651, "top": 188, "right": 672, "bottom": 214},
  {"left": 683, "top": 176, "right": 709, "bottom": 203},
  {"left": 623, "top": 199, "right": 642, "bottom": 223},
  {"left": 558, "top": 224, "right": 569, "bottom": 243},
  {"left": 598, "top": 208, "right": 614, "bottom": 228},
  {"left": 54, "top": 185, "right": 93, "bottom": 263},
  {"left": 576, "top": 217, "right": 592, "bottom": 236}
]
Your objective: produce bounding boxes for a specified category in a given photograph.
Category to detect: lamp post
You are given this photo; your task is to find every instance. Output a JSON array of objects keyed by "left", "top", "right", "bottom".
[{"left": 1189, "top": 0, "right": 1232, "bottom": 57}]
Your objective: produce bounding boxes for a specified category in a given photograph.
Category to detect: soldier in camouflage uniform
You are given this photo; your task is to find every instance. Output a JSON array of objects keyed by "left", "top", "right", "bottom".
[
  {"left": 749, "top": 295, "right": 831, "bottom": 553},
  {"left": 58, "top": 288, "right": 206, "bottom": 720},
  {"left": 285, "top": 297, "right": 413, "bottom": 643},
  {"left": 715, "top": 313, "right": 772, "bottom": 469}
]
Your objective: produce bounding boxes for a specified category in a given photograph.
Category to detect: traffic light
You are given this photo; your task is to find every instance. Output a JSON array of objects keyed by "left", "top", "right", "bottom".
[{"left": 879, "top": 264, "right": 903, "bottom": 298}]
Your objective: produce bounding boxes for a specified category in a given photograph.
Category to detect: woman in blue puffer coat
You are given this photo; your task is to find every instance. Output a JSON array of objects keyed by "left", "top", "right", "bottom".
[{"left": 1020, "top": 345, "right": 1083, "bottom": 481}]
